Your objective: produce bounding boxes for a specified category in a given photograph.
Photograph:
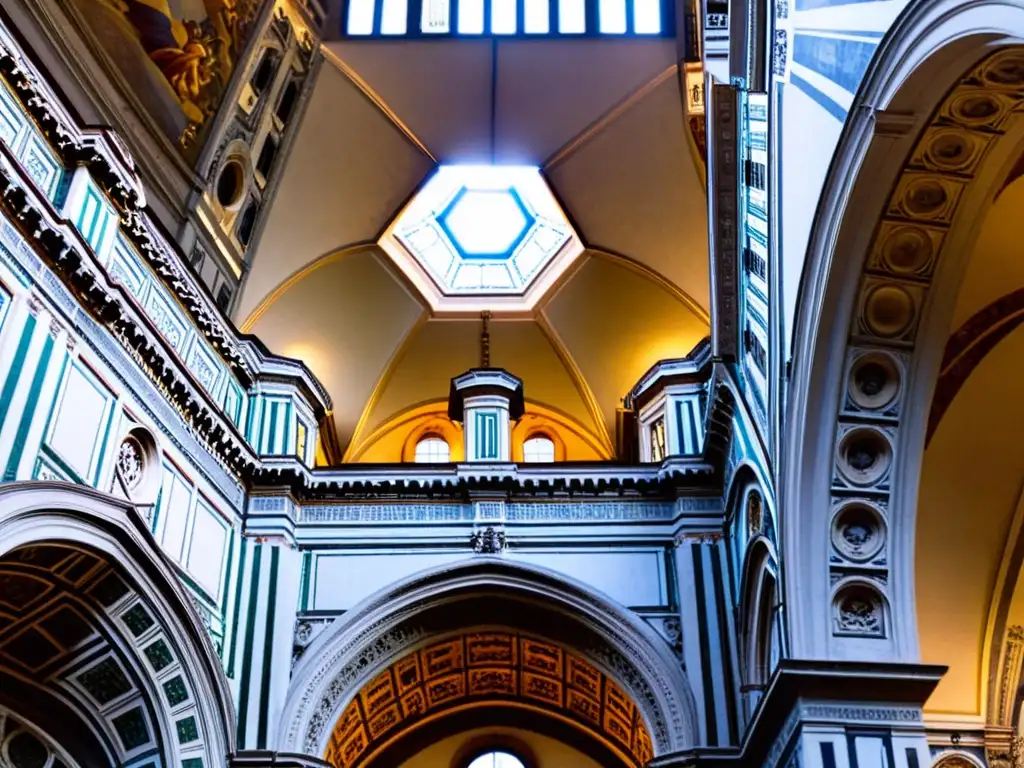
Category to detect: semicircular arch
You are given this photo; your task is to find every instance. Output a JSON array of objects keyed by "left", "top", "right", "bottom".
[
  {"left": 785, "top": 0, "right": 1024, "bottom": 663},
  {"left": 0, "top": 482, "right": 235, "bottom": 766},
  {"left": 277, "top": 558, "right": 698, "bottom": 758}
]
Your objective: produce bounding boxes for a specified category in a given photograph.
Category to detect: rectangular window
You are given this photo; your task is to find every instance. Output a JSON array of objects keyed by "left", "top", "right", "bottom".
[
  {"left": 381, "top": 0, "right": 409, "bottom": 33},
  {"left": 744, "top": 244, "right": 766, "bottom": 280},
  {"left": 745, "top": 326, "right": 767, "bottom": 375},
  {"left": 216, "top": 284, "right": 232, "bottom": 313},
  {"left": 422, "top": 0, "right": 452, "bottom": 31},
  {"left": 559, "top": 0, "right": 587, "bottom": 32},
  {"left": 744, "top": 159, "right": 766, "bottom": 191},
  {"left": 344, "top": 0, "right": 670, "bottom": 35},
  {"left": 599, "top": 0, "right": 627, "bottom": 33},
  {"left": 492, "top": 0, "right": 517, "bottom": 32},
  {"left": 634, "top": 0, "right": 661, "bottom": 32},
  {"left": 296, "top": 421, "right": 308, "bottom": 462},
  {"left": 459, "top": 0, "right": 485, "bottom": 33},
  {"left": 347, "top": 0, "right": 376, "bottom": 33},
  {"left": 524, "top": 0, "right": 549, "bottom": 31},
  {"left": 650, "top": 417, "right": 666, "bottom": 462}
]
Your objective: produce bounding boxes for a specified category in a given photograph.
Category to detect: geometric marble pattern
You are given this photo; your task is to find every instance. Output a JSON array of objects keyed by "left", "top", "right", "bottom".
[{"left": 0, "top": 542, "right": 208, "bottom": 765}]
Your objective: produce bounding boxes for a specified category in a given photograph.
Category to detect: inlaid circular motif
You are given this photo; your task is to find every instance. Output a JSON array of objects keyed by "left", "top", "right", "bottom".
[
  {"left": 983, "top": 55, "right": 1024, "bottom": 87},
  {"left": 837, "top": 427, "right": 892, "bottom": 488},
  {"left": 924, "top": 130, "right": 975, "bottom": 173},
  {"left": 879, "top": 226, "right": 933, "bottom": 276},
  {"left": 863, "top": 284, "right": 914, "bottom": 339},
  {"left": 949, "top": 91, "right": 1003, "bottom": 125},
  {"left": 848, "top": 352, "right": 900, "bottom": 411},
  {"left": 902, "top": 178, "right": 948, "bottom": 217},
  {"left": 831, "top": 502, "right": 885, "bottom": 563}
]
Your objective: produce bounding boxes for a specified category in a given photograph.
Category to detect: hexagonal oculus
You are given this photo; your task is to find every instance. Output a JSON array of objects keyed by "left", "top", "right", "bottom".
[
  {"left": 381, "top": 165, "right": 580, "bottom": 310},
  {"left": 437, "top": 186, "right": 535, "bottom": 259}
]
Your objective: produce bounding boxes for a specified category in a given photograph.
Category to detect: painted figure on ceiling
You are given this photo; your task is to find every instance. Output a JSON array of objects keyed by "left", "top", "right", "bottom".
[{"left": 84, "top": 0, "right": 259, "bottom": 146}]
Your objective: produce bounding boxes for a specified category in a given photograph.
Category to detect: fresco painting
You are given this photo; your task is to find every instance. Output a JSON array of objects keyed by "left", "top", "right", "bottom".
[{"left": 80, "top": 0, "right": 262, "bottom": 151}]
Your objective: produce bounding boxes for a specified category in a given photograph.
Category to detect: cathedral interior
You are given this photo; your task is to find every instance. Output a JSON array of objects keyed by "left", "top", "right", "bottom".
[{"left": 0, "top": 0, "right": 1022, "bottom": 765}]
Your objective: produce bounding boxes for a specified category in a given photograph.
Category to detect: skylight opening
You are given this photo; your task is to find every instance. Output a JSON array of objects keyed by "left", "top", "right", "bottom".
[
  {"left": 422, "top": 0, "right": 451, "bottom": 31},
  {"left": 524, "top": 0, "right": 549, "bottom": 32},
  {"left": 381, "top": 0, "right": 409, "bottom": 33},
  {"left": 599, "top": 0, "right": 627, "bottom": 33},
  {"left": 342, "top": 0, "right": 669, "bottom": 36},
  {"left": 380, "top": 165, "right": 581, "bottom": 309},
  {"left": 492, "top": 0, "right": 518, "bottom": 33},
  {"left": 458, "top": 0, "right": 485, "bottom": 33},
  {"left": 347, "top": 0, "right": 375, "bottom": 34},
  {"left": 634, "top": 0, "right": 662, "bottom": 33},
  {"left": 559, "top": 0, "right": 586, "bottom": 32}
]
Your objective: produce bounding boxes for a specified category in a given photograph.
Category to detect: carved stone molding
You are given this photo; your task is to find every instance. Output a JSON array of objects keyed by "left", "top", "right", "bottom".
[
  {"left": 278, "top": 560, "right": 699, "bottom": 757},
  {"left": 818, "top": 47, "right": 1024, "bottom": 647}
]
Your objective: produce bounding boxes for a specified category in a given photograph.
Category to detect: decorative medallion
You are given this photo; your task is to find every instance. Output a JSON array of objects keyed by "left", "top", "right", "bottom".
[
  {"left": 847, "top": 351, "right": 901, "bottom": 412},
  {"left": 470, "top": 527, "right": 507, "bottom": 554},
  {"left": 830, "top": 501, "right": 886, "bottom": 563},
  {"left": 116, "top": 438, "right": 144, "bottom": 490},
  {"left": 833, "top": 585, "right": 884, "bottom": 637},
  {"left": 836, "top": 427, "right": 892, "bottom": 488}
]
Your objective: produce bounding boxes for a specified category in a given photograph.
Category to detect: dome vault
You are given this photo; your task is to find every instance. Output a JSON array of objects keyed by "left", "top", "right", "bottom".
[{"left": 380, "top": 165, "right": 582, "bottom": 313}]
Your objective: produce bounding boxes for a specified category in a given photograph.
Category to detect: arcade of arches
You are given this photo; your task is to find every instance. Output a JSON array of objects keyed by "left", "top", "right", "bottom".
[{"left": 6, "top": 0, "right": 1024, "bottom": 766}]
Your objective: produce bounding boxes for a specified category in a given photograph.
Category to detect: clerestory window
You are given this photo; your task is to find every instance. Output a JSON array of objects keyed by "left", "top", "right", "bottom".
[
  {"left": 414, "top": 436, "right": 451, "bottom": 463},
  {"left": 343, "top": 0, "right": 669, "bottom": 36}
]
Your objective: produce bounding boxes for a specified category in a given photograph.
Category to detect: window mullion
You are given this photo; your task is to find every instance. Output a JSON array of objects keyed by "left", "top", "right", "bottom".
[
  {"left": 584, "top": 0, "right": 599, "bottom": 34},
  {"left": 409, "top": 0, "right": 424, "bottom": 34}
]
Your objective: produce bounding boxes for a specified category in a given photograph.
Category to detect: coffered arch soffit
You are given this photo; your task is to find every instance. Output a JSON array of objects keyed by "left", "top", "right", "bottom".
[
  {"left": 784, "top": 0, "right": 1024, "bottom": 722},
  {"left": 0, "top": 482, "right": 235, "bottom": 767},
  {"left": 276, "top": 558, "right": 699, "bottom": 759}
]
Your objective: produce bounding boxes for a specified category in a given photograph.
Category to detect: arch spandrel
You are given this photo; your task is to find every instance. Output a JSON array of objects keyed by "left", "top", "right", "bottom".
[{"left": 278, "top": 558, "right": 698, "bottom": 759}]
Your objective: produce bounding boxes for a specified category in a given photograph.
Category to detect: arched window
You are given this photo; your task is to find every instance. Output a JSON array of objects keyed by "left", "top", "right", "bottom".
[
  {"left": 237, "top": 201, "right": 259, "bottom": 246},
  {"left": 251, "top": 51, "right": 278, "bottom": 94},
  {"left": 467, "top": 752, "right": 526, "bottom": 768},
  {"left": 276, "top": 80, "right": 299, "bottom": 124},
  {"left": 522, "top": 434, "right": 555, "bottom": 463},
  {"left": 414, "top": 436, "right": 450, "bottom": 463},
  {"left": 256, "top": 135, "right": 278, "bottom": 178}
]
